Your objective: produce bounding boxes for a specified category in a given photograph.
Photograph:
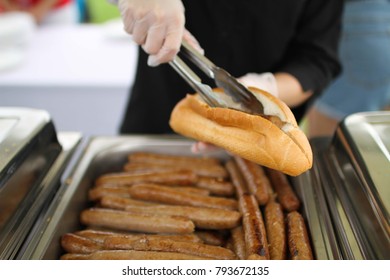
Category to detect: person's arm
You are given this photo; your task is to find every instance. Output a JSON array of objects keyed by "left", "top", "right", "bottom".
[
  {"left": 240, "top": 1, "right": 342, "bottom": 109},
  {"left": 26, "top": 0, "right": 58, "bottom": 23},
  {"left": 274, "top": 72, "right": 312, "bottom": 108},
  {"left": 0, "top": 0, "right": 21, "bottom": 11},
  {"left": 276, "top": 0, "right": 343, "bottom": 107}
]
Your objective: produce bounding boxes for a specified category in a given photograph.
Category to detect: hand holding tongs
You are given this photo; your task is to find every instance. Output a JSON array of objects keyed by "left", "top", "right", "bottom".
[{"left": 169, "top": 41, "right": 264, "bottom": 115}]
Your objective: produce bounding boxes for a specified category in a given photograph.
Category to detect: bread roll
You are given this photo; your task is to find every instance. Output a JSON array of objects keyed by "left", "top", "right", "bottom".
[{"left": 169, "top": 87, "right": 312, "bottom": 176}]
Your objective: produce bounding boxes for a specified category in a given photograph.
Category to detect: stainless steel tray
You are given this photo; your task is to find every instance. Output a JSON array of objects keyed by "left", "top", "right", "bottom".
[
  {"left": 21, "top": 135, "right": 337, "bottom": 260},
  {"left": 0, "top": 107, "right": 81, "bottom": 259},
  {"left": 311, "top": 111, "right": 390, "bottom": 259}
]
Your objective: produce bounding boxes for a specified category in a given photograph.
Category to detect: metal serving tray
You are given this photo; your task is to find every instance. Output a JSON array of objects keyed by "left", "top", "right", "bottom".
[
  {"left": 310, "top": 112, "right": 390, "bottom": 259},
  {"left": 20, "top": 135, "right": 337, "bottom": 260},
  {"left": 0, "top": 107, "right": 81, "bottom": 259}
]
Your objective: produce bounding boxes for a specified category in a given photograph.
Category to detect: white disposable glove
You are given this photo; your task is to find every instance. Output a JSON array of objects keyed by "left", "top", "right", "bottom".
[
  {"left": 238, "top": 72, "right": 279, "bottom": 97},
  {"left": 117, "top": 0, "right": 185, "bottom": 66}
]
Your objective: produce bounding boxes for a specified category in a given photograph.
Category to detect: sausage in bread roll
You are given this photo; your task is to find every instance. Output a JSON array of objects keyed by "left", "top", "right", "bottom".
[{"left": 169, "top": 87, "right": 312, "bottom": 176}]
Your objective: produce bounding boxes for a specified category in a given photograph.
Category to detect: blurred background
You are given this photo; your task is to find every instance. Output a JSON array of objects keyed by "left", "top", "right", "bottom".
[
  {"left": 78, "top": 0, "right": 119, "bottom": 23},
  {"left": 0, "top": 0, "right": 138, "bottom": 137}
]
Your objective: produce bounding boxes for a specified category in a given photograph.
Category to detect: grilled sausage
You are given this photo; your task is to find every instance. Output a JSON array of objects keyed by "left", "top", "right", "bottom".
[
  {"left": 128, "top": 184, "right": 238, "bottom": 211},
  {"left": 234, "top": 157, "right": 271, "bottom": 205},
  {"left": 104, "top": 236, "right": 237, "bottom": 260},
  {"left": 195, "top": 230, "right": 227, "bottom": 246},
  {"left": 230, "top": 226, "right": 246, "bottom": 260},
  {"left": 124, "top": 162, "right": 228, "bottom": 179},
  {"left": 74, "top": 229, "right": 203, "bottom": 244},
  {"left": 61, "top": 233, "right": 103, "bottom": 254},
  {"left": 61, "top": 250, "right": 214, "bottom": 260},
  {"left": 225, "top": 160, "right": 249, "bottom": 198},
  {"left": 196, "top": 176, "right": 235, "bottom": 197},
  {"left": 80, "top": 208, "right": 195, "bottom": 234},
  {"left": 88, "top": 185, "right": 132, "bottom": 201},
  {"left": 123, "top": 204, "right": 241, "bottom": 230},
  {"left": 165, "top": 186, "right": 211, "bottom": 196},
  {"left": 239, "top": 194, "right": 269, "bottom": 259},
  {"left": 264, "top": 201, "right": 287, "bottom": 259},
  {"left": 286, "top": 211, "right": 313, "bottom": 260},
  {"left": 266, "top": 168, "right": 300, "bottom": 212},
  {"left": 100, "top": 196, "right": 156, "bottom": 210},
  {"left": 74, "top": 229, "right": 119, "bottom": 242},
  {"left": 128, "top": 152, "right": 220, "bottom": 165},
  {"left": 95, "top": 170, "right": 198, "bottom": 186}
]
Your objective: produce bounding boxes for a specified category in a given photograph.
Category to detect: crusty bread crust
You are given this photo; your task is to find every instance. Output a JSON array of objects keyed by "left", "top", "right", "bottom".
[{"left": 169, "top": 88, "right": 312, "bottom": 176}]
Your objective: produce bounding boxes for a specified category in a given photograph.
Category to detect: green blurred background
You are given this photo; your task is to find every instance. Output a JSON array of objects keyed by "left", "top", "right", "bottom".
[{"left": 78, "top": 0, "right": 121, "bottom": 23}]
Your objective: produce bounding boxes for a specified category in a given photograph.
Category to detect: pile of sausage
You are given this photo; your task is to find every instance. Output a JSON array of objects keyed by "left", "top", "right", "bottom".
[{"left": 60, "top": 152, "right": 313, "bottom": 260}]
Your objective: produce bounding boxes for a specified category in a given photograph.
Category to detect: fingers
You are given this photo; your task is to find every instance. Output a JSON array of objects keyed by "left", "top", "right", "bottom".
[
  {"left": 131, "top": 16, "right": 150, "bottom": 45},
  {"left": 183, "top": 29, "right": 204, "bottom": 55},
  {"left": 145, "top": 11, "right": 185, "bottom": 66},
  {"left": 142, "top": 22, "right": 165, "bottom": 54},
  {"left": 118, "top": 0, "right": 186, "bottom": 66}
]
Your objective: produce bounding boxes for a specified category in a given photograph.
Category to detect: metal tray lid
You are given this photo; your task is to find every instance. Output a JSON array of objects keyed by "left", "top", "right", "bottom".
[
  {"left": 339, "top": 112, "right": 389, "bottom": 216},
  {"left": 0, "top": 107, "right": 53, "bottom": 181},
  {"left": 0, "top": 107, "right": 81, "bottom": 259},
  {"left": 323, "top": 111, "right": 389, "bottom": 259}
]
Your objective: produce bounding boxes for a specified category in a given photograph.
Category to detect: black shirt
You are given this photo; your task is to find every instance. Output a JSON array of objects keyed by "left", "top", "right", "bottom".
[{"left": 120, "top": 0, "right": 343, "bottom": 134}]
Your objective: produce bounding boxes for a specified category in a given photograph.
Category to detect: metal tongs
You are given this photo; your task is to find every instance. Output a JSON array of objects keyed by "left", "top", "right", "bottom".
[{"left": 169, "top": 41, "right": 264, "bottom": 115}]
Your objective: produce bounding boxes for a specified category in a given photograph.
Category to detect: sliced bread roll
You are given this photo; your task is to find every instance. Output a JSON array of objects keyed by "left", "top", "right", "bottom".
[{"left": 169, "top": 87, "right": 312, "bottom": 176}]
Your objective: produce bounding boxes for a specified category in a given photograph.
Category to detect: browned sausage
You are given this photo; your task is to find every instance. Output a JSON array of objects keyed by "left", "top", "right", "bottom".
[
  {"left": 239, "top": 194, "right": 269, "bottom": 259},
  {"left": 124, "top": 162, "right": 228, "bottom": 179},
  {"left": 123, "top": 204, "right": 241, "bottom": 230},
  {"left": 74, "top": 229, "right": 119, "bottom": 242},
  {"left": 159, "top": 186, "right": 211, "bottom": 196},
  {"left": 100, "top": 196, "right": 156, "bottom": 210},
  {"left": 196, "top": 176, "right": 235, "bottom": 197},
  {"left": 61, "top": 250, "right": 214, "bottom": 260},
  {"left": 61, "top": 233, "right": 103, "bottom": 254},
  {"left": 286, "top": 211, "right": 313, "bottom": 260},
  {"left": 80, "top": 208, "right": 195, "bottom": 234},
  {"left": 88, "top": 185, "right": 132, "bottom": 201},
  {"left": 264, "top": 201, "right": 287, "bottom": 260},
  {"left": 225, "top": 160, "right": 249, "bottom": 198},
  {"left": 195, "top": 230, "right": 227, "bottom": 246},
  {"left": 230, "top": 226, "right": 246, "bottom": 260},
  {"left": 104, "top": 236, "right": 237, "bottom": 260},
  {"left": 95, "top": 170, "right": 198, "bottom": 186},
  {"left": 74, "top": 229, "right": 203, "bottom": 244},
  {"left": 98, "top": 188, "right": 210, "bottom": 212},
  {"left": 128, "top": 184, "right": 238, "bottom": 211},
  {"left": 128, "top": 152, "right": 220, "bottom": 166},
  {"left": 234, "top": 157, "right": 270, "bottom": 205},
  {"left": 266, "top": 168, "right": 300, "bottom": 212}
]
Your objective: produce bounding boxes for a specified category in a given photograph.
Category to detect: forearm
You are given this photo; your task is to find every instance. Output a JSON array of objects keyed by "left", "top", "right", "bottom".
[
  {"left": 27, "top": 0, "right": 58, "bottom": 23},
  {"left": 0, "top": 0, "right": 21, "bottom": 10},
  {"left": 30, "top": 0, "right": 58, "bottom": 12},
  {"left": 274, "top": 72, "right": 312, "bottom": 108}
]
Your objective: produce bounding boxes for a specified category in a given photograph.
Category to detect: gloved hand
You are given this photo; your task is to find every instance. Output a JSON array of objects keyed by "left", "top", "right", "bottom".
[
  {"left": 117, "top": 0, "right": 185, "bottom": 66},
  {"left": 238, "top": 72, "right": 279, "bottom": 97}
]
